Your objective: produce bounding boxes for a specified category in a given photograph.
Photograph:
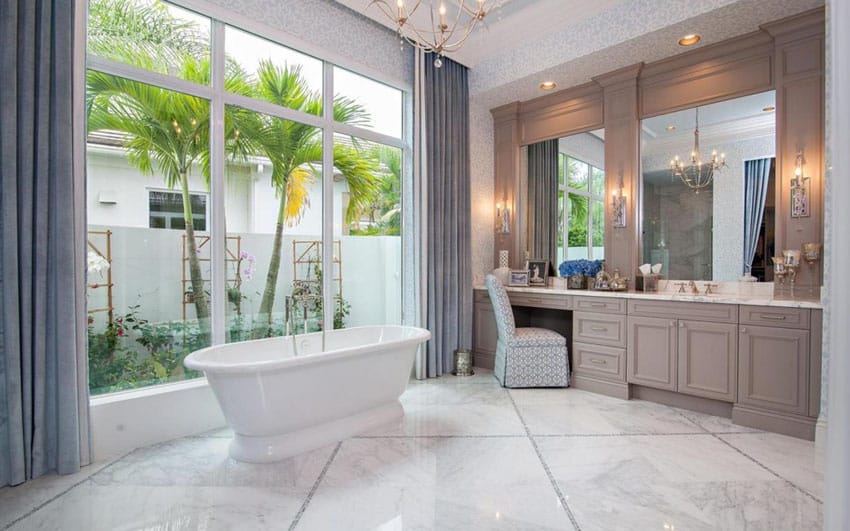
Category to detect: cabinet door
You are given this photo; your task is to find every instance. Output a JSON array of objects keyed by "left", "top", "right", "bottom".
[
  {"left": 677, "top": 320, "right": 738, "bottom": 402},
  {"left": 627, "top": 316, "right": 678, "bottom": 391},
  {"left": 473, "top": 302, "right": 498, "bottom": 357},
  {"left": 738, "top": 325, "right": 809, "bottom": 415}
]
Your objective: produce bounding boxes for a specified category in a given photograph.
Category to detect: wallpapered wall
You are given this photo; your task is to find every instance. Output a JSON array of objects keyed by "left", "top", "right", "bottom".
[{"left": 204, "top": 0, "right": 414, "bottom": 85}]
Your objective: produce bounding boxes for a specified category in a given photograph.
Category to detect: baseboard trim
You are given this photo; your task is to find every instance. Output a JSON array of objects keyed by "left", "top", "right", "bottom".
[
  {"left": 630, "top": 385, "right": 732, "bottom": 418},
  {"left": 473, "top": 351, "right": 495, "bottom": 370},
  {"left": 815, "top": 416, "right": 828, "bottom": 448},
  {"left": 732, "top": 404, "right": 816, "bottom": 440},
  {"left": 571, "top": 373, "right": 629, "bottom": 400}
]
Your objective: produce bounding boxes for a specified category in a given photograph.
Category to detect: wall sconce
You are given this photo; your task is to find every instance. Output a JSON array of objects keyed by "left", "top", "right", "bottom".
[
  {"left": 791, "top": 150, "right": 810, "bottom": 218},
  {"left": 612, "top": 175, "right": 627, "bottom": 228},
  {"left": 496, "top": 198, "right": 511, "bottom": 234}
]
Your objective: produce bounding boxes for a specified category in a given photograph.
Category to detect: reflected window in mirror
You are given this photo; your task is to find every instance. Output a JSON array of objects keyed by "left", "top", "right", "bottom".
[
  {"left": 556, "top": 129, "right": 605, "bottom": 265},
  {"left": 640, "top": 91, "right": 776, "bottom": 281}
]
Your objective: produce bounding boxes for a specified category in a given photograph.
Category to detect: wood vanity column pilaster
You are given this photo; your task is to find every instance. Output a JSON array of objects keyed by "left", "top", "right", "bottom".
[
  {"left": 763, "top": 10, "right": 826, "bottom": 288},
  {"left": 491, "top": 103, "right": 524, "bottom": 268},
  {"left": 594, "top": 64, "right": 643, "bottom": 277}
]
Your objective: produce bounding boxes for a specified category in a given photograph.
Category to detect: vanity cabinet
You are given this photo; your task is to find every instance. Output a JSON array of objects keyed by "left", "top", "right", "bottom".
[
  {"left": 471, "top": 287, "right": 823, "bottom": 440},
  {"left": 677, "top": 320, "right": 738, "bottom": 402},
  {"left": 473, "top": 290, "right": 498, "bottom": 368},
  {"left": 626, "top": 316, "right": 677, "bottom": 391},
  {"left": 572, "top": 297, "right": 629, "bottom": 398},
  {"left": 627, "top": 301, "right": 739, "bottom": 402},
  {"left": 737, "top": 307, "right": 811, "bottom": 416},
  {"left": 738, "top": 325, "right": 809, "bottom": 415}
]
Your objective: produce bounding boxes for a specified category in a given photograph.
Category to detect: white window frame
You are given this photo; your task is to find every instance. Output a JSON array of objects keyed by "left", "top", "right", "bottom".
[
  {"left": 560, "top": 153, "right": 605, "bottom": 260},
  {"left": 84, "top": 0, "right": 411, "bottom": 351}
]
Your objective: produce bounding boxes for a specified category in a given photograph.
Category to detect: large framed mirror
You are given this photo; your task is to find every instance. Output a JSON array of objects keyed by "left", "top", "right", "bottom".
[
  {"left": 640, "top": 91, "right": 776, "bottom": 281},
  {"left": 525, "top": 129, "right": 605, "bottom": 269}
]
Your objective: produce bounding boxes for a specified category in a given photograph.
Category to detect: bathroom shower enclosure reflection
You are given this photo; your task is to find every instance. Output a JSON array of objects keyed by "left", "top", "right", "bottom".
[{"left": 640, "top": 91, "right": 777, "bottom": 281}]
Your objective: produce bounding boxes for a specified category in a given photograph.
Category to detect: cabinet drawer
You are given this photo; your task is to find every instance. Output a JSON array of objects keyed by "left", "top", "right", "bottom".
[
  {"left": 573, "top": 312, "right": 627, "bottom": 348},
  {"left": 573, "top": 296, "right": 626, "bottom": 314},
  {"left": 739, "top": 305, "right": 810, "bottom": 329},
  {"left": 509, "top": 291, "right": 571, "bottom": 310},
  {"left": 573, "top": 342, "right": 626, "bottom": 382},
  {"left": 628, "top": 299, "right": 738, "bottom": 323}
]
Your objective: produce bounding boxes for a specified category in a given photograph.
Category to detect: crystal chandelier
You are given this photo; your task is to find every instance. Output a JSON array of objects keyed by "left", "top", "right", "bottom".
[
  {"left": 669, "top": 107, "right": 726, "bottom": 192},
  {"left": 369, "top": 0, "right": 494, "bottom": 67}
]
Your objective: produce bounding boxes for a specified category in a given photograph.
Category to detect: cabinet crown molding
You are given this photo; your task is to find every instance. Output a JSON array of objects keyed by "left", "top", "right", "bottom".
[
  {"left": 593, "top": 63, "right": 644, "bottom": 88},
  {"left": 761, "top": 7, "right": 825, "bottom": 41}
]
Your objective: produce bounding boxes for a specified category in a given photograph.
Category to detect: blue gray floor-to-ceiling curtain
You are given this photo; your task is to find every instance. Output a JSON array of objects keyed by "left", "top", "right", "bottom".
[
  {"left": 0, "top": 0, "right": 89, "bottom": 486},
  {"left": 742, "top": 158, "right": 773, "bottom": 275},
  {"left": 420, "top": 53, "right": 472, "bottom": 377},
  {"left": 527, "top": 139, "right": 559, "bottom": 264}
]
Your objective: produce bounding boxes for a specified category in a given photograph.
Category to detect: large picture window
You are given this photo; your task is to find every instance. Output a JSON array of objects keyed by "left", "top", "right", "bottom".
[
  {"left": 85, "top": 0, "right": 407, "bottom": 395},
  {"left": 558, "top": 154, "right": 605, "bottom": 263}
]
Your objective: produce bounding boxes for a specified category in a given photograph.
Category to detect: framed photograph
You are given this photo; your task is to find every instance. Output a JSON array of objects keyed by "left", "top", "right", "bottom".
[
  {"left": 509, "top": 270, "right": 529, "bottom": 286},
  {"left": 526, "top": 259, "right": 550, "bottom": 286}
]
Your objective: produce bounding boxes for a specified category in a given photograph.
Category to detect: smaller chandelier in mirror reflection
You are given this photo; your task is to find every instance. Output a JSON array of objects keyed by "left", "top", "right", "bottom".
[{"left": 669, "top": 107, "right": 726, "bottom": 192}]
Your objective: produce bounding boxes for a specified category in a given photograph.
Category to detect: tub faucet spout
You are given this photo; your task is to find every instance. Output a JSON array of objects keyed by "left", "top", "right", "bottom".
[{"left": 285, "top": 295, "right": 298, "bottom": 357}]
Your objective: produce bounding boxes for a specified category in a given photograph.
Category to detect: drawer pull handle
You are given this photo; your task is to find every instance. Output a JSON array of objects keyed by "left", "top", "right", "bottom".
[
  {"left": 670, "top": 320, "right": 676, "bottom": 327},
  {"left": 526, "top": 298, "right": 543, "bottom": 303},
  {"left": 590, "top": 302, "right": 606, "bottom": 308},
  {"left": 679, "top": 322, "right": 686, "bottom": 328},
  {"left": 590, "top": 326, "right": 608, "bottom": 332},
  {"left": 590, "top": 359, "right": 607, "bottom": 365},
  {"left": 741, "top": 327, "right": 748, "bottom": 334},
  {"left": 759, "top": 314, "right": 787, "bottom": 321}
]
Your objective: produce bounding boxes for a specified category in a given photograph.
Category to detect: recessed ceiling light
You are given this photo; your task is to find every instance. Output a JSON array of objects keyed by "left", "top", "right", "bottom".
[
  {"left": 539, "top": 81, "right": 557, "bottom": 91},
  {"left": 763, "top": 105, "right": 776, "bottom": 112},
  {"left": 678, "top": 34, "right": 701, "bottom": 46},
  {"left": 666, "top": 125, "right": 676, "bottom": 131}
]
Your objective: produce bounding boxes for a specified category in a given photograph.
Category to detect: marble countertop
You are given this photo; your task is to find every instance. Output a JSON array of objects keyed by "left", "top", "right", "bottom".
[{"left": 476, "top": 283, "right": 822, "bottom": 309}]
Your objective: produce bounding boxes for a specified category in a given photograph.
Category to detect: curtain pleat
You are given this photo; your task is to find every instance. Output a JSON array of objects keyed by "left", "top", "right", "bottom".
[
  {"left": 527, "top": 140, "right": 559, "bottom": 263},
  {"left": 421, "top": 54, "right": 471, "bottom": 377},
  {"left": 742, "top": 158, "right": 773, "bottom": 275},
  {"left": 0, "top": 0, "right": 87, "bottom": 486}
]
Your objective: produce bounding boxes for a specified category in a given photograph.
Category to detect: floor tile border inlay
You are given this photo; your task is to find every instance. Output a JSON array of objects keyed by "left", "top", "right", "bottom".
[
  {"left": 288, "top": 441, "right": 342, "bottom": 531},
  {"left": 676, "top": 410, "right": 823, "bottom": 505},
  {"left": 506, "top": 390, "right": 581, "bottom": 531},
  {"left": 2, "top": 449, "right": 137, "bottom": 530}
]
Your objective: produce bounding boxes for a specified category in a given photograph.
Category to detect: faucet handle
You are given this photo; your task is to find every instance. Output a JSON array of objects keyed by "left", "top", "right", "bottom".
[
  {"left": 674, "top": 282, "right": 687, "bottom": 293},
  {"left": 704, "top": 283, "right": 719, "bottom": 295}
]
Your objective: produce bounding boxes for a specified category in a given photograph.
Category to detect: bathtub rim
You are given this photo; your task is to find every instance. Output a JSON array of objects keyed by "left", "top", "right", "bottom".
[{"left": 183, "top": 324, "right": 430, "bottom": 374}]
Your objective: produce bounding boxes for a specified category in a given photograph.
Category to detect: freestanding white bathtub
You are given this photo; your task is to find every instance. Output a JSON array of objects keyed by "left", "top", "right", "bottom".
[{"left": 184, "top": 325, "right": 430, "bottom": 463}]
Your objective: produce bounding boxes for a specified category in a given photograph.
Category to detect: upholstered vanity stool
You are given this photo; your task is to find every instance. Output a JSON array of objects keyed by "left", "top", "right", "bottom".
[{"left": 484, "top": 275, "right": 570, "bottom": 388}]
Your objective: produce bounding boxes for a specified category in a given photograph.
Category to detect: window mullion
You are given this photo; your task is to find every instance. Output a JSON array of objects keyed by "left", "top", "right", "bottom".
[
  {"left": 321, "top": 62, "right": 334, "bottom": 333},
  {"left": 209, "top": 20, "right": 227, "bottom": 345}
]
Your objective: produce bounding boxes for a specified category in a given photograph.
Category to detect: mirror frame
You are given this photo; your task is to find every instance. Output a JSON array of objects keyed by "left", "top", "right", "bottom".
[{"left": 491, "top": 8, "right": 824, "bottom": 287}]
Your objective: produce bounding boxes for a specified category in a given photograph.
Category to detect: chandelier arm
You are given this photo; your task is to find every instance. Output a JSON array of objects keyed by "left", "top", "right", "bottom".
[
  {"left": 370, "top": 0, "right": 491, "bottom": 58},
  {"left": 438, "top": 21, "right": 479, "bottom": 52}
]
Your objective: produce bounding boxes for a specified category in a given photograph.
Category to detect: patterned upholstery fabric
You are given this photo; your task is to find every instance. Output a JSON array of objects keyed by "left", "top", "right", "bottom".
[
  {"left": 485, "top": 275, "right": 515, "bottom": 339},
  {"left": 485, "top": 275, "right": 569, "bottom": 388}
]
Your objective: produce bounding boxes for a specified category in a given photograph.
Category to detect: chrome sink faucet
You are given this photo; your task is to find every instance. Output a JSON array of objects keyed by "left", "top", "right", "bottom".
[{"left": 687, "top": 280, "right": 700, "bottom": 295}]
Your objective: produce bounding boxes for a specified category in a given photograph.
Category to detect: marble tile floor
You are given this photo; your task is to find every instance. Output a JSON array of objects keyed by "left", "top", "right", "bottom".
[{"left": 1, "top": 370, "right": 824, "bottom": 530}]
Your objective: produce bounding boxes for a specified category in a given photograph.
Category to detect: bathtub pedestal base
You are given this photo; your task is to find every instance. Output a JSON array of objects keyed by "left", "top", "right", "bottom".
[{"left": 229, "top": 401, "right": 403, "bottom": 463}]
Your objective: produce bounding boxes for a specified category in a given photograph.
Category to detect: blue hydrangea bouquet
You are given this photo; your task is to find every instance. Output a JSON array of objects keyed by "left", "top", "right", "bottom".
[{"left": 558, "top": 259, "right": 604, "bottom": 289}]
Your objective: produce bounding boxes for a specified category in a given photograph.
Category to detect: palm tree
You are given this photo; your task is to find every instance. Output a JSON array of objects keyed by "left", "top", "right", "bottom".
[
  {"left": 249, "top": 61, "right": 380, "bottom": 338},
  {"left": 86, "top": 0, "right": 259, "bottom": 341}
]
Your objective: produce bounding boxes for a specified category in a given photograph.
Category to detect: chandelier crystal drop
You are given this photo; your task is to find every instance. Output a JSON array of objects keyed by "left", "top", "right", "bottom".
[
  {"left": 669, "top": 107, "right": 726, "bottom": 192},
  {"left": 370, "top": 0, "right": 494, "bottom": 67}
]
